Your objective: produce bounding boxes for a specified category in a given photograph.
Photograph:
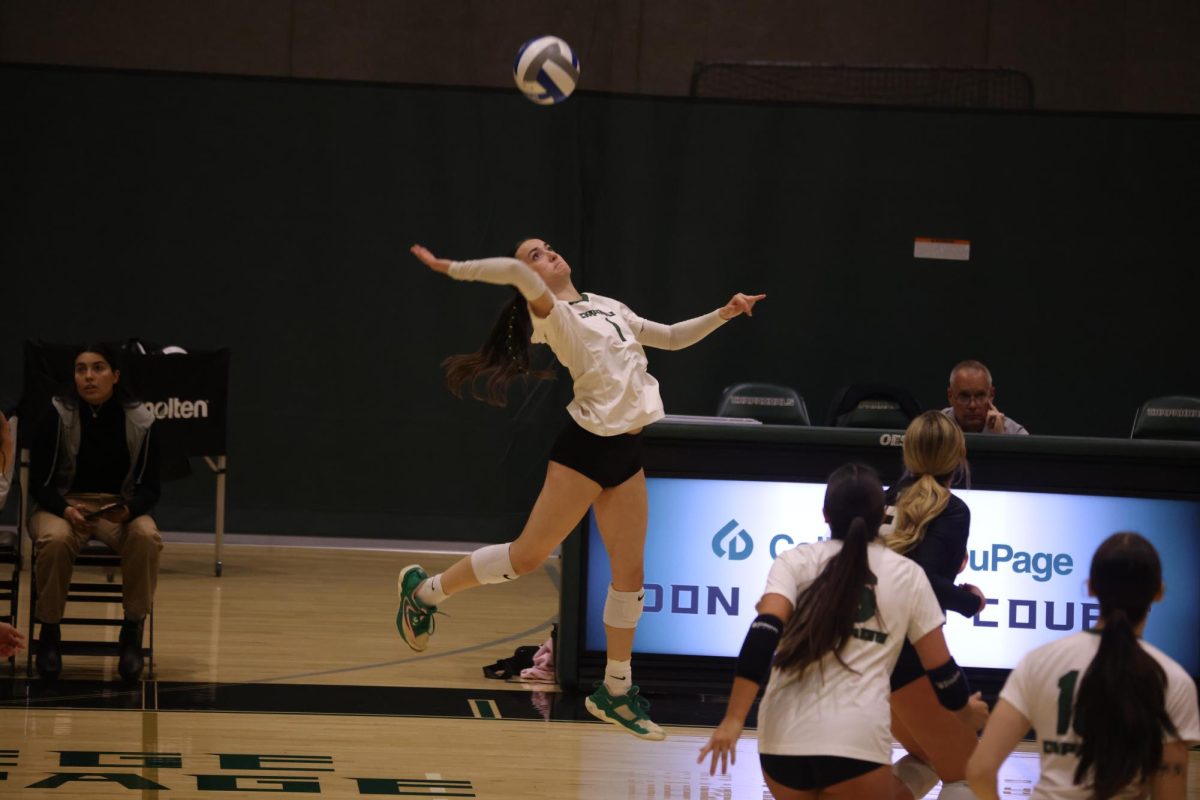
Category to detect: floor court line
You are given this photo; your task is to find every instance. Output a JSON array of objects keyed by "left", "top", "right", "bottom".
[{"left": 3, "top": 541, "right": 1197, "bottom": 798}]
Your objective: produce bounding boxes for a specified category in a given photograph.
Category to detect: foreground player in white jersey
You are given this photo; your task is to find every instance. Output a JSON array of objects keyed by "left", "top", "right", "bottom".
[
  {"left": 699, "top": 463, "right": 988, "bottom": 799},
  {"left": 401, "top": 239, "right": 765, "bottom": 740},
  {"left": 967, "top": 532, "right": 1199, "bottom": 800}
]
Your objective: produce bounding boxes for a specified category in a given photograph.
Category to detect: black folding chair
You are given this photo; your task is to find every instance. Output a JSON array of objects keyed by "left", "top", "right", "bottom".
[
  {"left": 828, "top": 383, "right": 921, "bottom": 430},
  {"left": 0, "top": 530, "right": 18, "bottom": 674},
  {"left": 1130, "top": 396, "right": 1200, "bottom": 441},
  {"left": 717, "top": 382, "right": 811, "bottom": 425}
]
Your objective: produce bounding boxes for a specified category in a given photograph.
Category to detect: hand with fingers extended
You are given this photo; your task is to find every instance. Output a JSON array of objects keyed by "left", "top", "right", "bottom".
[
  {"left": 718, "top": 292, "right": 767, "bottom": 321},
  {"left": 697, "top": 716, "right": 744, "bottom": 775},
  {"left": 410, "top": 244, "right": 452, "bottom": 275}
]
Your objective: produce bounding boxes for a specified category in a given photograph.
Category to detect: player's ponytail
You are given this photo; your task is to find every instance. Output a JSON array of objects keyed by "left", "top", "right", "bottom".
[
  {"left": 774, "top": 463, "right": 884, "bottom": 676},
  {"left": 887, "top": 411, "right": 965, "bottom": 554},
  {"left": 441, "top": 291, "right": 553, "bottom": 406},
  {"left": 442, "top": 239, "right": 556, "bottom": 406},
  {"left": 1073, "top": 532, "right": 1177, "bottom": 800}
]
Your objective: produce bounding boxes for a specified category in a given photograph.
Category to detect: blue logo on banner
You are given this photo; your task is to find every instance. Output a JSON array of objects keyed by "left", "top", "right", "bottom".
[{"left": 712, "top": 519, "right": 754, "bottom": 561}]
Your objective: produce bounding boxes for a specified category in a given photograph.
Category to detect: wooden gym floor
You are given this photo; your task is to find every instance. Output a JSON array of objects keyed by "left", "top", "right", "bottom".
[{"left": 0, "top": 538, "right": 1196, "bottom": 798}]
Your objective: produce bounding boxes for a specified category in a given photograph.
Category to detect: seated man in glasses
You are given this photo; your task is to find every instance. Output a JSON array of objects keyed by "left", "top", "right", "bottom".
[{"left": 942, "top": 360, "right": 1028, "bottom": 435}]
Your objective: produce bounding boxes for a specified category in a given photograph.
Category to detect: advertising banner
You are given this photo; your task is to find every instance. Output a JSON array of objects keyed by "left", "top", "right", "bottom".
[{"left": 585, "top": 477, "right": 1200, "bottom": 674}]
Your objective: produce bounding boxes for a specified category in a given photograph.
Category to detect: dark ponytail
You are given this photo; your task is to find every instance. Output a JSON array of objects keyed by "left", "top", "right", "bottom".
[
  {"left": 441, "top": 291, "right": 554, "bottom": 406},
  {"left": 774, "top": 463, "right": 885, "bottom": 676},
  {"left": 441, "top": 238, "right": 556, "bottom": 406},
  {"left": 1073, "top": 532, "right": 1177, "bottom": 800}
]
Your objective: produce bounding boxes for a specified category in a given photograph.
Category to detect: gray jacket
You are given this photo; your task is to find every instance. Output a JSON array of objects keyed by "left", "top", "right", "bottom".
[{"left": 40, "top": 397, "right": 156, "bottom": 505}]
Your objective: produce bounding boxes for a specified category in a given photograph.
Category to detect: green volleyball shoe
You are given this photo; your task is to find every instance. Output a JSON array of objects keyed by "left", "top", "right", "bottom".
[
  {"left": 585, "top": 683, "right": 666, "bottom": 741},
  {"left": 396, "top": 564, "right": 437, "bottom": 652}
]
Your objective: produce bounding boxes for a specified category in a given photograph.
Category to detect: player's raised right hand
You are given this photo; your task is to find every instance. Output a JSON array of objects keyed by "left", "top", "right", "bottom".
[{"left": 410, "top": 244, "right": 451, "bottom": 275}]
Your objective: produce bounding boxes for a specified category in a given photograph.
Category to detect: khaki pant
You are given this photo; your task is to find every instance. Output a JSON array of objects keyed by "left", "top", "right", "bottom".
[{"left": 30, "top": 493, "right": 163, "bottom": 624}]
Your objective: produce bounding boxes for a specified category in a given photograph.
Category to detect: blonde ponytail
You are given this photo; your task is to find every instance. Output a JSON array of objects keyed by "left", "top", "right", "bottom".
[
  {"left": 887, "top": 473, "right": 951, "bottom": 554},
  {"left": 885, "top": 410, "right": 965, "bottom": 554}
]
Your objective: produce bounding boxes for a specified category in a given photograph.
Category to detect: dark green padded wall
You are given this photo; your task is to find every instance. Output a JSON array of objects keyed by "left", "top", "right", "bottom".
[{"left": 2, "top": 66, "right": 1195, "bottom": 537}]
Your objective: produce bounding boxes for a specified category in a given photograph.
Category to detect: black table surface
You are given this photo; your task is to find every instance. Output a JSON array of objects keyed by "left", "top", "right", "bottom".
[{"left": 641, "top": 417, "right": 1200, "bottom": 498}]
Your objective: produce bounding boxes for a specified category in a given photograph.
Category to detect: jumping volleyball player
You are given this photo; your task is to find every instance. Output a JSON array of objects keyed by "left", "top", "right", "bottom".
[
  {"left": 699, "top": 463, "right": 989, "bottom": 799},
  {"left": 400, "top": 239, "right": 765, "bottom": 739},
  {"left": 967, "top": 532, "right": 1199, "bottom": 799}
]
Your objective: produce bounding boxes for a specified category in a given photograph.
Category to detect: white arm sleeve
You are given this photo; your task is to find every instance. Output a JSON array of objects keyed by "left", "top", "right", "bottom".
[
  {"left": 625, "top": 308, "right": 727, "bottom": 351},
  {"left": 447, "top": 257, "right": 548, "bottom": 302}
]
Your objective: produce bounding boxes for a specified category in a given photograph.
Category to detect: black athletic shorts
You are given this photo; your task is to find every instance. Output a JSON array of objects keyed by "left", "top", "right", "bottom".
[
  {"left": 548, "top": 418, "right": 644, "bottom": 488},
  {"left": 759, "top": 754, "right": 882, "bottom": 791}
]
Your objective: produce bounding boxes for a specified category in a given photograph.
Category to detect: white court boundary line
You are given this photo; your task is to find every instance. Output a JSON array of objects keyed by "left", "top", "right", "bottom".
[{"left": 160, "top": 530, "right": 562, "bottom": 558}]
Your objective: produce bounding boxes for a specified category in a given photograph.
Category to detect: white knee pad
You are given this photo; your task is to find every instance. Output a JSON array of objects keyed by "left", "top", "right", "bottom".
[
  {"left": 470, "top": 543, "right": 517, "bottom": 585},
  {"left": 893, "top": 754, "right": 939, "bottom": 800},
  {"left": 936, "top": 781, "right": 979, "bottom": 800},
  {"left": 603, "top": 585, "right": 644, "bottom": 629}
]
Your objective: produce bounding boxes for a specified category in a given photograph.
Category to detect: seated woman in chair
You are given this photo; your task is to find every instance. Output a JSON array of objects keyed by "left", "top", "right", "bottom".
[{"left": 28, "top": 343, "right": 162, "bottom": 681}]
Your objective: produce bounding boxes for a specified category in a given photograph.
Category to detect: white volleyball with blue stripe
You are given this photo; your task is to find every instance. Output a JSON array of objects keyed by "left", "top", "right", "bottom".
[{"left": 513, "top": 36, "right": 580, "bottom": 105}]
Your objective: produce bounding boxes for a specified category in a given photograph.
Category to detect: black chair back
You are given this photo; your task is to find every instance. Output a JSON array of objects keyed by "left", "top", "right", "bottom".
[
  {"left": 717, "top": 383, "right": 810, "bottom": 425},
  {"left": 1130, "top": 396, "right": 1200, "bottom": 441},
  {"left": 828, "top": 383, "right": 921, "bottom": 430}
]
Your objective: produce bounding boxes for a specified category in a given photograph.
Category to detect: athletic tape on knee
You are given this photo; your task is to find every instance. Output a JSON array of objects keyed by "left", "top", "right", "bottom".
[
  {"left": 603, "top": 585, "right": 644, "bottom": 629},
  {"left": 470, "top": 543, "right": 517, "bottom": 584},
  {"left": 736, "top": 614, "right": 783, "bottom": 685},
  {"left": 893, "top": 754, "right": 939, "bottom": 800},
  {"left": 928, "top": 656, "right": 971, "bottom": 711}
]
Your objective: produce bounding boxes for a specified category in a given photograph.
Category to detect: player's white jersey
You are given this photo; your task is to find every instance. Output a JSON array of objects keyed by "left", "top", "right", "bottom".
[
  {"left": 530, "top": 293, "right": 665, "bottom": 436},
  {"left": 757, "top": 539, "right": 945, "bottom": 764},
  {"left": 1000, "top": 630, "right": 1200, "bottom": 799}
]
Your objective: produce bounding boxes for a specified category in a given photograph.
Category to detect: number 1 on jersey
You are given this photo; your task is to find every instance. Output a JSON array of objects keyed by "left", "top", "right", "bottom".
[
  {"left": 1056, "top": 669, "right": 1080, "bottom": 735},
  {"left": 603, "top": 318, "right": 626, "bottom": 342}
]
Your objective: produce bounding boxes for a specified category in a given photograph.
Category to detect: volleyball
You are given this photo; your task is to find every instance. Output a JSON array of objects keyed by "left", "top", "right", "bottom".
[{"left": 513, "top": 36, "right": 580, "bottom": 105}]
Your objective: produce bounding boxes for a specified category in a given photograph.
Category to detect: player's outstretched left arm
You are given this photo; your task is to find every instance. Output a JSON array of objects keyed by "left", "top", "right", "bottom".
[
  {"left": 633, "top": 292, "right": 767, "bottom": 351},
  {"left": 718, "top": 292, "right": 766, "bottom": 320}
]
